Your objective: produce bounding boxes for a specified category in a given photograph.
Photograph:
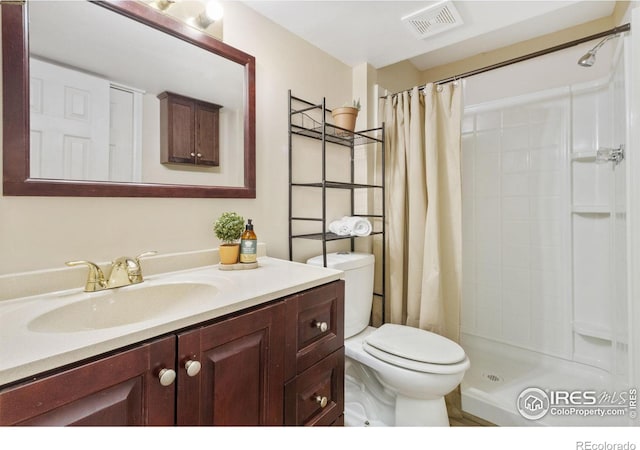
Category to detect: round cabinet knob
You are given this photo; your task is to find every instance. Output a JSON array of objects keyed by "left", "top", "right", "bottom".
[
  {"left": 190, "top": 152, "right": 195, "bottom": 157},
  {"left": 196, "top": 153, "right": 202, "bottom": 158},
  {"left": 315, "top": 395, "right": 328, "bottom": 408},
  {"left": 315, "top": 321, "right": 328, "bottom": 333},
  {"left": 158, "top": 368, "right": 176, "bottom": 386},
  {"left": 185, "top": 360, "right": 201, "bottom": 377}
]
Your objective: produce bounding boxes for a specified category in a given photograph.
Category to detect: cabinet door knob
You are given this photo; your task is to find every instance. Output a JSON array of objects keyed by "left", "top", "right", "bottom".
[
  {"left": 158, "top": 368, "right": 176, "bottom": 386},
  {"left": 314, "top": 395, "right": 328, "bottom": 408},
  {"left": 190, "top": 152, "right": 196, "bottom": 157},
  {"left": 315, "top": 321, "right": 328, "bottom": 332},
  {"left": 196, "top": 153, "right": 202, "bottom": 158},
  {"left": 185, "top": 360, "right": 201, "bottom": 377}
]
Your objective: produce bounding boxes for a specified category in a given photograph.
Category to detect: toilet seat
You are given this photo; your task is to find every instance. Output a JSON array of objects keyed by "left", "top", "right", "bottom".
[{"left": 363, "top": 324, "right": 468, "bottom": 375}]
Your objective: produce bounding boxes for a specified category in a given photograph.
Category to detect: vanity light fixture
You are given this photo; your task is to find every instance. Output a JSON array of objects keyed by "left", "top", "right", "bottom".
[
  {"left": 153, "top": 0, "right": 176, "bottom": 11},
  {"left": 148, "top": 0, "right": 223, "bottom": 31},
  {"left": 196, "top": 1, "right": 224, "bottom": 29}
]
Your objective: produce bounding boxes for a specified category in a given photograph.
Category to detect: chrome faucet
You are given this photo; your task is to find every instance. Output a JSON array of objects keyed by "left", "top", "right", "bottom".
[{"left": 66, "top": 251, "right": 157, "bottom": 292}]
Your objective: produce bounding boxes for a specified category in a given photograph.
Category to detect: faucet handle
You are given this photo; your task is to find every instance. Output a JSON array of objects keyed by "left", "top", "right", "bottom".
[
  {"left": 129, "top": 251, "right": 157, "bottom": 284},
  {"left": 65, "top": 260, "right": 107, "bottom": 292},
  {"left": 136, "top": 251, "right": 158, "bottom": 260}
]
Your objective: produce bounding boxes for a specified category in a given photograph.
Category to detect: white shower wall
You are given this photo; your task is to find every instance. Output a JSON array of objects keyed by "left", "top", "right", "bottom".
[
  {"left": 462, "top": 92, "right": 572, "bottom": 359},
  {"left": 461, "top": 39, "right": 629, "bottom": 380},
  {"left": 569, "top": 70, "right": 627, "bottom": 374}
]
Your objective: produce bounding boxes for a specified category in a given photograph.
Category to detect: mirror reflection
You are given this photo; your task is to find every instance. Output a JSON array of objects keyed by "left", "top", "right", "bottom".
[{"left": 27, "top": 1, "right": 246, "bottom": 188}]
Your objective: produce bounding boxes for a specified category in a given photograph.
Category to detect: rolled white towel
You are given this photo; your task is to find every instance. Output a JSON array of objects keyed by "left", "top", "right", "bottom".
[
  {"left": 343, "top": 216, "right": 372, "bottom": 236},
  {"left": 329, "top": 218, "right": 352, "bottom": 236},
  {"left": 329, "top": 216, "right": 372, "bottom": 237}
]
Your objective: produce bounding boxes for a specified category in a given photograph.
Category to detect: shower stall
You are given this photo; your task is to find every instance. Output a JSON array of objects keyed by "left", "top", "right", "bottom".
[{"left": 460, "top": 33, "right": 633, "bottom": 426}]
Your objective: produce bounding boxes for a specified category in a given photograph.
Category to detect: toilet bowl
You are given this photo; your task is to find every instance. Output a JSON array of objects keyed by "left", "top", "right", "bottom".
[{"left": 307, "top": 252, "right": 470, "bottom": 427}]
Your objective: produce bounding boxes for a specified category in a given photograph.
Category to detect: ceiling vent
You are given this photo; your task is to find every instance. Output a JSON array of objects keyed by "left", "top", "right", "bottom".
[{"left": 401, "top": 1, "right": 464, "bottom": 40}]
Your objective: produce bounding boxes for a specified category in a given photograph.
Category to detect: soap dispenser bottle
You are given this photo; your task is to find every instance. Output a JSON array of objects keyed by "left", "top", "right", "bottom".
[{"left": 240, "top": 219, "right": 257, "bottom": 263}]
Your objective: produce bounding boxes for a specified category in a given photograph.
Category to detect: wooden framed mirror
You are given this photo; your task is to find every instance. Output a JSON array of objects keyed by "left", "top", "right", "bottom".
[{"left": 2, "top": 0, "right": 255, "bottom": 198}]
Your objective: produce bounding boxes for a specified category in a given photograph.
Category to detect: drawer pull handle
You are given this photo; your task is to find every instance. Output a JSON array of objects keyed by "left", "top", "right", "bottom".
[
  {"left": 185, "top": 360, "right": 202, "bottom": 377},
  {"left": 315, "top": 321, "right": 328, "bottom": 332},
  {"left": 158, "top": 368, "right": 176, "bottom": 386},
  {"left": 315, "top": 395, "right": 328, "bottom": 408}
]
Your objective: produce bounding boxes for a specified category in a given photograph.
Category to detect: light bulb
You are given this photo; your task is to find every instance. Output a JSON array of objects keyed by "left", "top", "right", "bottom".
[
  {"left": 205, "top": 1, "right": 224, "bottom": 21},
  {"left": 196, "top": 1, "right": 223, "bottom": 29},
  {"left": 154, "top": 0, "right": 175, "bottom": 11}
]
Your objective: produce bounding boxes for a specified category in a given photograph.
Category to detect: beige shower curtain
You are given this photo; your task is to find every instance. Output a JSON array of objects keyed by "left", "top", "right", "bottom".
[{"left": 379, "top": 83, "right": 462, "bottom": 344}]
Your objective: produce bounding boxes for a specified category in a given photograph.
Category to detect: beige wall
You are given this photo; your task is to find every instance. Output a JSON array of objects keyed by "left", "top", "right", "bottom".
[
  {"left": 0, "top": 2, "right": 352, "bottom": 275},
  {"left": 376, "top": 60, "right": 422, "bottom": 95}
]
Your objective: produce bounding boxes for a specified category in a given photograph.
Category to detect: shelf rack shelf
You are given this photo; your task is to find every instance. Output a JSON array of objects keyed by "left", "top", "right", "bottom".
[
  {"left": 291, "top": 231, "right": 385, "bottom": 241},
  {"left": 291, "top": 181, "right": 383, "bottom": 190},
  {"left": 288, "top": 91, "right": 386, "bottom": 323},
  {"left": 290, "top": 106, "right": 384, "bottom": 148}
]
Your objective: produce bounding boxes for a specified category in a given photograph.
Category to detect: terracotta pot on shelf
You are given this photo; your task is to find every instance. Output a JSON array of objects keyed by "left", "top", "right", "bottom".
[
  {"left": 219, "top": 243, "right": 240, "bottom": 265},
  {"left": 331, "top": 106, "right": 359, "bottom": 134}
]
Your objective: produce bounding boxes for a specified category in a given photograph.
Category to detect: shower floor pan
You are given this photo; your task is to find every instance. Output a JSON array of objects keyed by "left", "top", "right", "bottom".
[{"left": 460, "top": 334, "right": 629, "bottom": 426}]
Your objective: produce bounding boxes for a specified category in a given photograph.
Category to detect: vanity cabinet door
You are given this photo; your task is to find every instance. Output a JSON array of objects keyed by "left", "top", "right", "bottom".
[
  {"left": 176, "top": 301, "right": 285, "bottom": 426},
  {"left": 0, "top": 335, "right": 176, "bottom": 426}
]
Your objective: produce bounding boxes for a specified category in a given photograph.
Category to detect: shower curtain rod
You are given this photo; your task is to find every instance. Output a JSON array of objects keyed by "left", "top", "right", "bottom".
[{"left": 382, "top": 23, "right": 630, "bottom": 98}]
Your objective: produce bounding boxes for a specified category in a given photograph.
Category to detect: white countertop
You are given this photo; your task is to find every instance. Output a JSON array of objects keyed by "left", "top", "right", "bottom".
[{"left": 0, "top": 257, "right": 342, "bottom": 386}]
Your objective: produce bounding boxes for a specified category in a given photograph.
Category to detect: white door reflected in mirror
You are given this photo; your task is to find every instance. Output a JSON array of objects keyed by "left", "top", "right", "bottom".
[{"left": 30, "top": 58, "right": 143, "bottom": 183}]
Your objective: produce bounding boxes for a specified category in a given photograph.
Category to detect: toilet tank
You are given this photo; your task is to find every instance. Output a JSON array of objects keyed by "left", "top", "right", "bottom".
[{"left": 307, "top": 252, "right": 375, "bottom": 339}]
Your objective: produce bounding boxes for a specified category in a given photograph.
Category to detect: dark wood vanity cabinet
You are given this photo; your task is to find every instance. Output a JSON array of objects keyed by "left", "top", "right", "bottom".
[
  {"left": 0, "top": 280, "right": 345, "bottom": 427},
  {"left": 0, "top": 335, "right": 176, "bottom": 426},
  {"left": 176, "top": 302, "right": 285, "bottom": 426},
  {"left": 159, "top": 91, "right": 221, "bottom": 167}
]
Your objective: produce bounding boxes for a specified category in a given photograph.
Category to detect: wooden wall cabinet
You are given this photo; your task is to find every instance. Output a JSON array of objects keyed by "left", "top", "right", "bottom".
[
  {"left": 159, "top": 91, "right": 221, "bottom": 167},
  {"left": 0, "top": 281, "right": 344, "bottom": 427}
]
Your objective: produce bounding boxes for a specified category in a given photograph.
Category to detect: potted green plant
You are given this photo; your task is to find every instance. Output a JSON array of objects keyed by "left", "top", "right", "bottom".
[
  {"left": 214, "top": 211, "right": 245, "bottom": 264},
  {"left": 331, "top": 99, "right": 361, "bottom": 134}
]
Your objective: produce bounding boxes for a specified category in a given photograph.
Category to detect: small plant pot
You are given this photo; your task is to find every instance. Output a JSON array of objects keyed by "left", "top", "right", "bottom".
[
  {"left": 331, "top": 106, "right": 358, "bottom": 134},
  {"left": 219, "top": 243, "right": 240, "bottom": 265}
]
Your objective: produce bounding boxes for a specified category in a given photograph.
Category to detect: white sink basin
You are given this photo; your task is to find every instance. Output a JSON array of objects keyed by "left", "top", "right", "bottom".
[{"left": 28, "top": 282, "right": 219, "bottom": 333}]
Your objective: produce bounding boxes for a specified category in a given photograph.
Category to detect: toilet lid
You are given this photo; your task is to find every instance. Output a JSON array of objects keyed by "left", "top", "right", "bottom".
[{"left": 364, "top": 323, "right": 466, "bottom": 365}]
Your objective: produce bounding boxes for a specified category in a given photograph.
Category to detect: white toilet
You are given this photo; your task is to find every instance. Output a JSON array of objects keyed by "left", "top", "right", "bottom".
[{"left": 307, "top": 252, "right": 470, "bottom": 427}]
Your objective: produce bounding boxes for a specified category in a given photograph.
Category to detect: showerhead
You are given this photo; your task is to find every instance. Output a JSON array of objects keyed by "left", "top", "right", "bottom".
[
  {"left": 577, "top": 34, "right": 618, "bottom": 67},
  {"left": 578, "top": 50, "right": 597, "bottom": 67}
]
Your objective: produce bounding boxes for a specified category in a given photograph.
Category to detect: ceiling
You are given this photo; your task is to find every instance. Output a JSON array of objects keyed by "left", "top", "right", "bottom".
[{"left": 242, "top": 1, "right": 617, "bottom": 71}]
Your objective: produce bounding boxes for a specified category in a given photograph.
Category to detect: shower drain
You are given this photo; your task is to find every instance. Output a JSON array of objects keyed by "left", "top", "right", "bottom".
[{"left": 481, "top": 372, "right": 504, "bottom": 383}]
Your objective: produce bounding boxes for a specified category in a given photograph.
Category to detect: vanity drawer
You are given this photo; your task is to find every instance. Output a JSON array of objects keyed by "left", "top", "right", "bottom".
[
  {"left": 284, "top": 348, "right": 344, "bottom": 426},
  {"left": 284, "top": 280, "right": 344, "bottom": 378}
]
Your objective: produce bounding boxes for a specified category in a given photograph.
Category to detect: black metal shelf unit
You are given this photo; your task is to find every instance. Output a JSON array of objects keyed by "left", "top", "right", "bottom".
[{"left": 288, "top": 90, "right": 386, "bottom": 322}]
